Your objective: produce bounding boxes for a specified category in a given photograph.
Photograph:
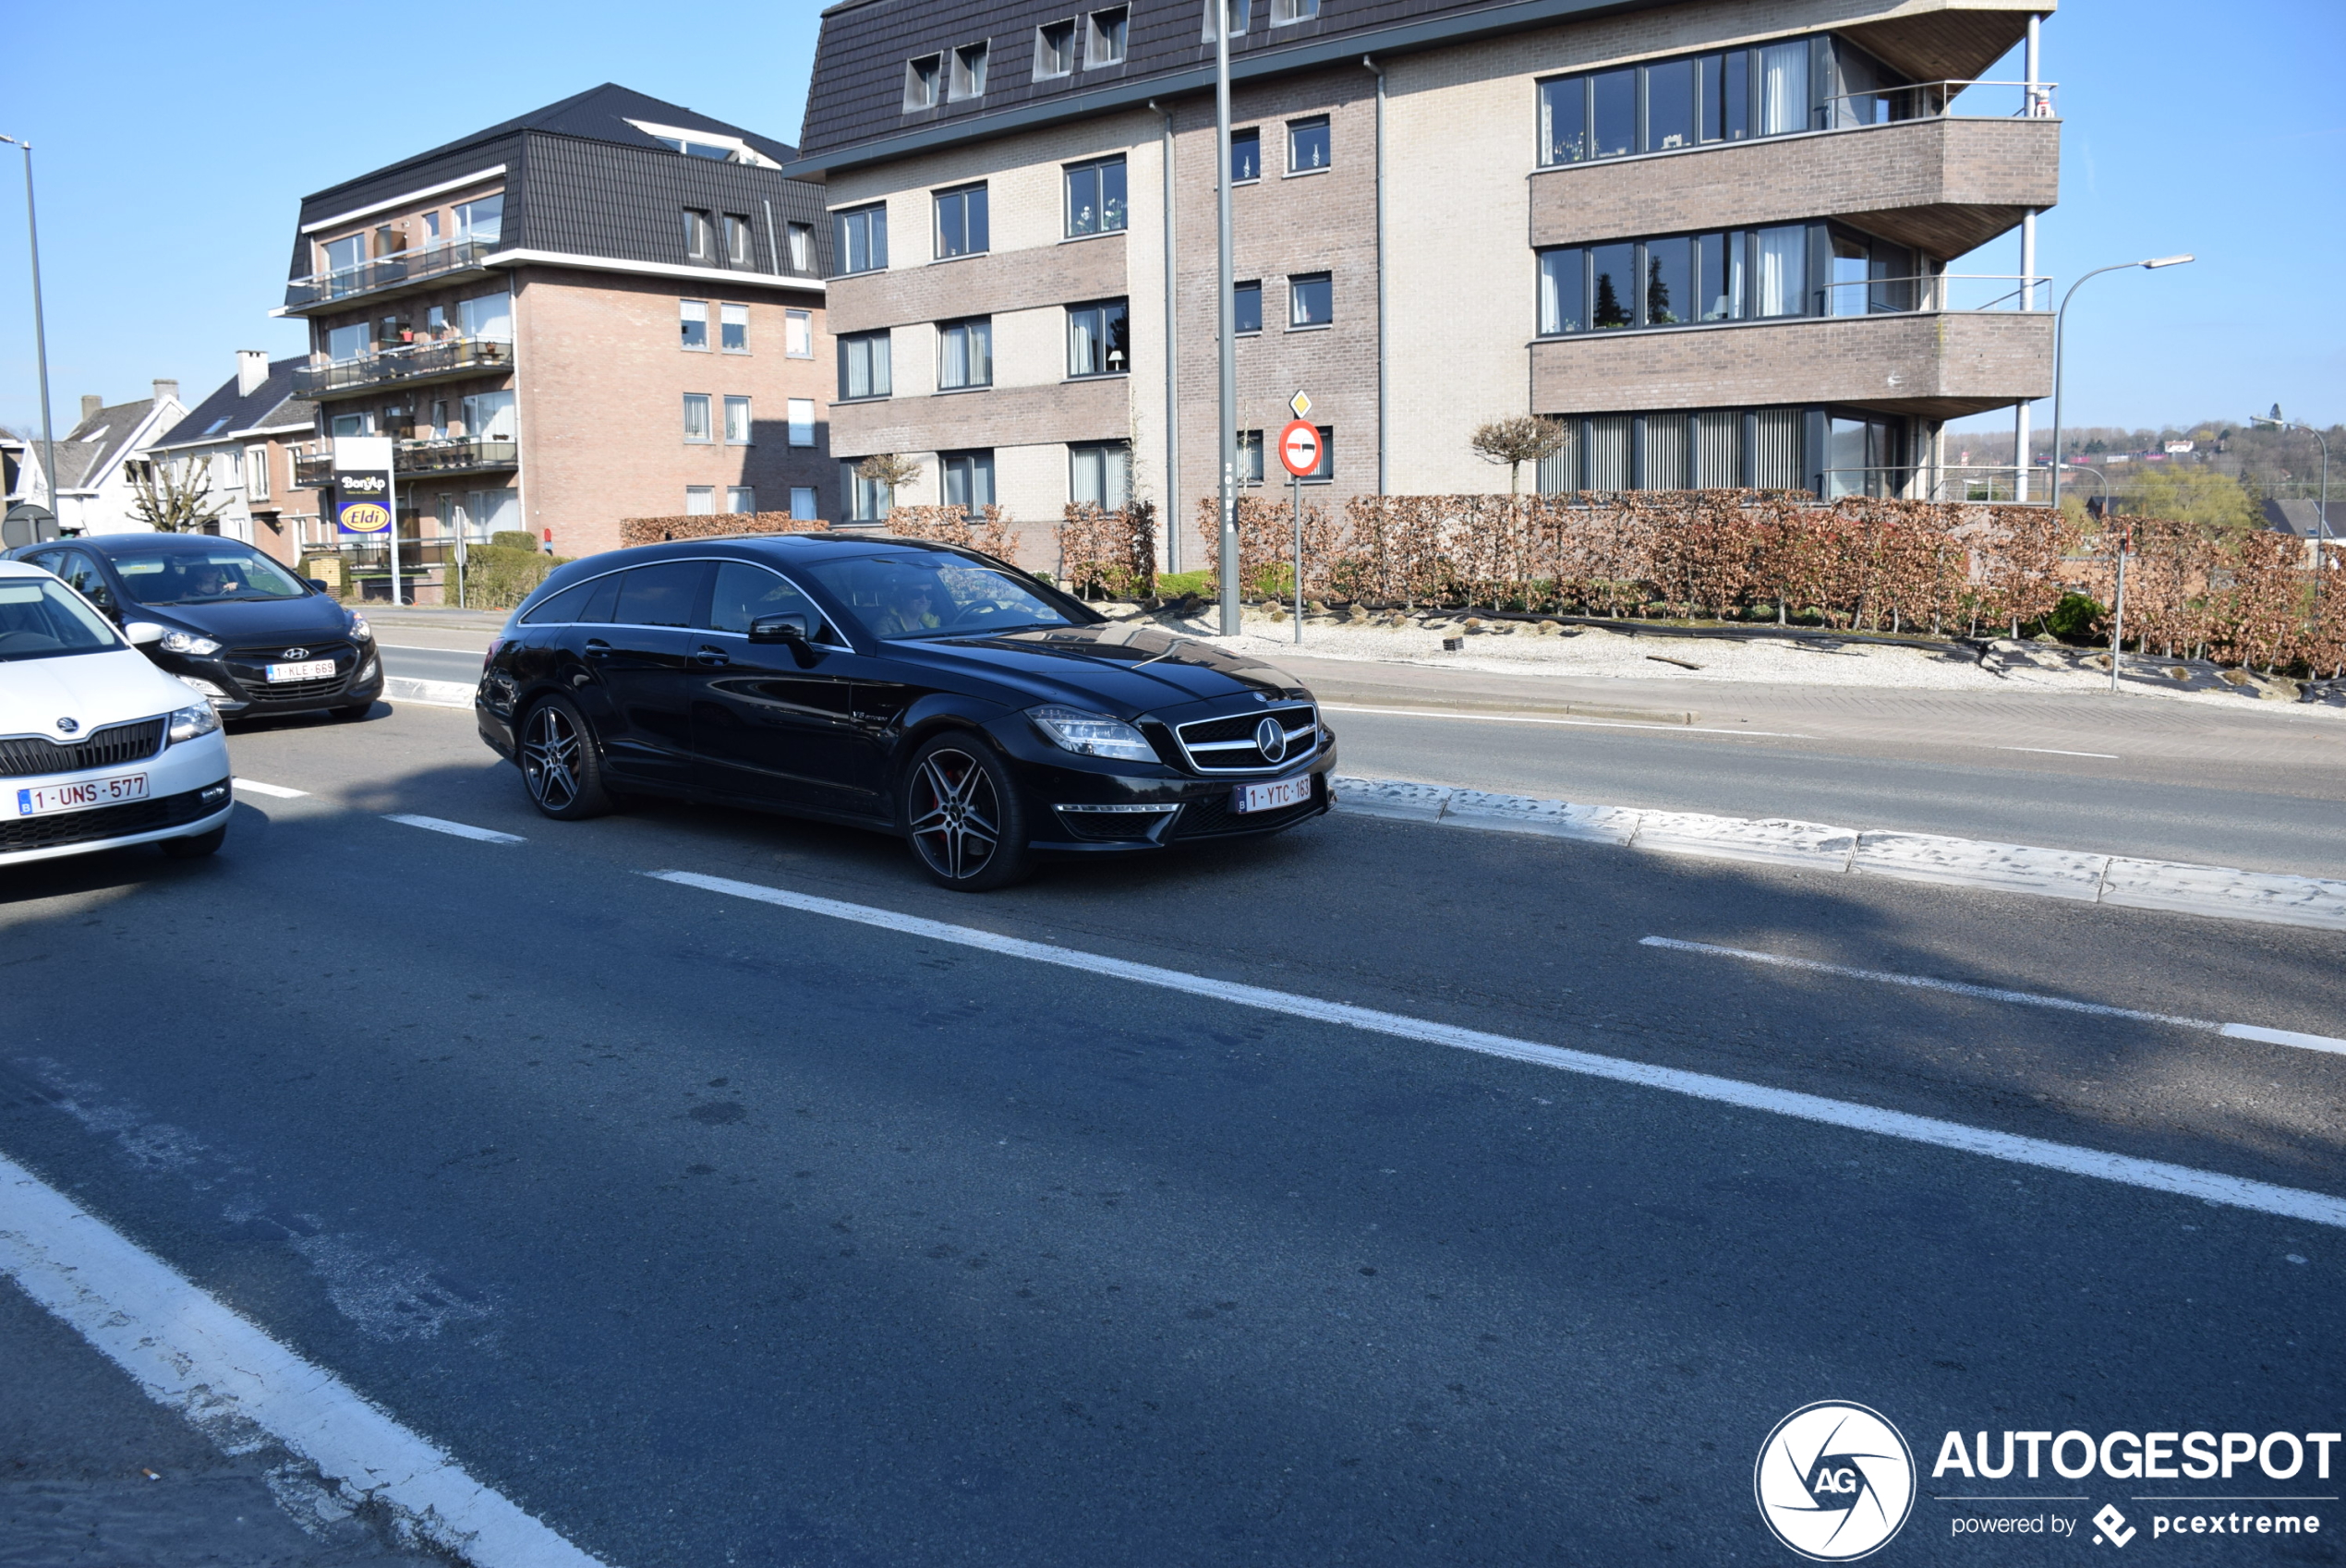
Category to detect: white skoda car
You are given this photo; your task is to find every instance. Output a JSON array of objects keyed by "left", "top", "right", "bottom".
[{"left": 1, "top": 559, "right": 233, "bottom": 865}]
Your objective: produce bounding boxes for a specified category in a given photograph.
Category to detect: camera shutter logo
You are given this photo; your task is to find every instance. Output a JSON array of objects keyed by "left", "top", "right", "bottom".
[{"left": 1753, "top": 1402, "right": 1916, "bottom": 1561}]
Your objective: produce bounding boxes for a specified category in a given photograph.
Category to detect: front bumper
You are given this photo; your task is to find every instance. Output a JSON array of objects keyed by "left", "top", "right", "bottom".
[
  {"left": 994, "top": 720, "right": 1338, "bottom": 854},
  {"left": 1, "top": 728, "right": 235, "bottom": 864},
  {"left": 151, "top": 643, "right": 382, "bottom": 715}
]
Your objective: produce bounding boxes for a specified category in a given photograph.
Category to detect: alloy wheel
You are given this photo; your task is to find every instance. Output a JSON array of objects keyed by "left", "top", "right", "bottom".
[
  {"left": 523, "top": 705, "right": 583, "bottom": 813},
  {"left": 908, "top": 748, "right": 1001, "bottom": 881}
]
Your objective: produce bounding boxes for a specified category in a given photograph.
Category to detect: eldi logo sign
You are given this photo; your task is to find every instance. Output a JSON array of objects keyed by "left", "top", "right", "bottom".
[{"left": 1755, "top": 1402, "right": 1917, "bottom": 1561}]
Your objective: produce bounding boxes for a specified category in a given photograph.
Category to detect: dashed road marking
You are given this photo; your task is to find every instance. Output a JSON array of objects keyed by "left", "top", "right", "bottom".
[
  {"left": 383, "top": 814, "right": 524, "bottom": 844},
  {"left": 1321, "top": 704, "right": 1812, "bottom": 739},
  {"left": 1997, "top": 745, "right": 2121, "bottom": 759},
  {"left": 648, "top": 869, "right": 2346, "bottom": 1230},
  {"left": 233, "top": 778, "right": 308, "bottom": 799}
]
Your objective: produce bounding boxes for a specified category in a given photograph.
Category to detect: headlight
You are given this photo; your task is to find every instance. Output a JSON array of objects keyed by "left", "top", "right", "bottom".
[
  {"left": 1029, "top": 705, "right": 1157, "bottom": 763},
  {"left": 159, "top": 630, "right": 222, "bottom": 656},
  {"left": 167, "top": 703, "right": 222, "bottom": 744},
  {"left": 345, "top": 611, "right": 373, "bottom": 641}
]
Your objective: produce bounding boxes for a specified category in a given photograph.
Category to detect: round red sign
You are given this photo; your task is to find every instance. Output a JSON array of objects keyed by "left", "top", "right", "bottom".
[{"left": 1277, "top": 419, "right": 1322, "bottom": 478}]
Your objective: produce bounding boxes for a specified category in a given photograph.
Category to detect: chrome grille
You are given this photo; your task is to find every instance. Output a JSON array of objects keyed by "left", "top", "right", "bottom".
[
  {"left": 1173, "top": 704, "right": 1319, "bottom": 773},
  {"left": 0, "top": 718, "right": 167, "bottom": 779}
]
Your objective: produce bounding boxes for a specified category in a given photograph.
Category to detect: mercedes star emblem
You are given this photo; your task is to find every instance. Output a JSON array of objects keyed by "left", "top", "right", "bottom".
[{"left": 1253, "top": 716, "right": 1288, "bottom": 763}]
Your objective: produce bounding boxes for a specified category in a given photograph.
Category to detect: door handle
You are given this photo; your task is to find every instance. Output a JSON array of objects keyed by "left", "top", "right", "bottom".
[
  {"left": 583, "top": 639, "right": 611, "bottom": 658},
  {"left": 692, "top": 645, "right": 731, "bottom": 667}
]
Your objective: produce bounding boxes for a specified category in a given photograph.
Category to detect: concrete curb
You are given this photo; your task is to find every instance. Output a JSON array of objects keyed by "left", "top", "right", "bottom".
[
  {"left": 383, "top": 676, "right": 476, "bottom": 709},
  {"left": 1331, "top": 775, "right": 2346, "bottom": 933}
]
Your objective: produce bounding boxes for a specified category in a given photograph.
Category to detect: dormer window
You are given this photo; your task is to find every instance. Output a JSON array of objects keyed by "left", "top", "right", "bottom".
[
  {"left": 722, "top": 213, "right": 753, "bottom": 267},
  {"left": 1270, "top": 0, "right": 1319, "bottom": 20},
  {"left": 1087, "top": 7, "right": 1127, "bottom": 66},
  {"left": 1203, "top": 0, "right": 1251, "bottom": 41},
  {"left": 683, "top": 209, "right": 714, "bottom": 263},
  {"left": 949, "top": 42, "right": 988, "bottom": 101},
  {"left": 1035, "top": 19, "right": 1075, "bottom": 78},
  {"left": 904, "top": 54, "right": 943, "bottom": 112}
]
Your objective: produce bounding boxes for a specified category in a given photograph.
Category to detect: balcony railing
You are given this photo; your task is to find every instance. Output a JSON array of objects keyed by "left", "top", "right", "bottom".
[
  {"left": 1821, "top": 78, "right": 2059, "bottom": 126},
  {"left": 292, "top": 439, "right": 518, "bottom": 488},
  {"left": 284, "top": 237, "right": 497, "bottom": 309},
  {"left": 293, "top": 337, "right": 513, "bottom": 398},
  {"left": 292, "top": 452, "right": 333, "bottom": 488},
  {"left": 1821, "top": 466, "right": 2054, "bottom": 504},
  {"left": 1813, "top": 273, "right": 2051, "bottom": 317}
]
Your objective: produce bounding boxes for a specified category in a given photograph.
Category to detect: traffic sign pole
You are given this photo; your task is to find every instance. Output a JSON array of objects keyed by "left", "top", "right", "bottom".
[{"left": 1278, "top": 400, "right": 1317, "bottom": 645}]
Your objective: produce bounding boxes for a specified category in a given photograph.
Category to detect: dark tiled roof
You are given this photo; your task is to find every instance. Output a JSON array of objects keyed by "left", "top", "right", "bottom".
[
  {"left": 151, "top": 357, "right": 317, "bottom": 451},
  {"left": 54, "top": 398, "right": 167, "bottom": 494}
]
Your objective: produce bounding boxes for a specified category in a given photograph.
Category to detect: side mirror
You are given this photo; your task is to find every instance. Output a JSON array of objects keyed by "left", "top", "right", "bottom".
[
  {"left": 123, "top": 621, "right": 165, "bottom": 645},
  {"left": 748, "top": 613, "right": 811, "bottom": 645},
  {"left": 306, "top": 577, "right": 333, "bottom": 594}
]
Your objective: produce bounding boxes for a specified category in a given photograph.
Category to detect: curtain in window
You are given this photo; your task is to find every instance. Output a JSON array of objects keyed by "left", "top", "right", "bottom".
[
  {"left": 1536, "top": 421, "right": 1579, "bottom": 494},
  {"left": 1755, "top": 225, "right": 1807, "bottom": 317},
  {"left": 1752, "top": 409, "right": 1804, "bottom": 490},
  {"left": 1693, "top": 411, "right": 1742, "bottom": 488},
  {"left": 1537, "top": 250, "right": 1582, "bottom": 334},
  {"left": 1070, "top": 444, "right": 1130, "bottom": 508},
  {"left": 1587, "top": 416, "right": 1631, "bottom": 491},
  {"left": 467, "top": 488, "right": 519, "bottom": 537},
  {"left": 459, "top": 292, "right": 513, "bottom": 343},
  {"left": 463, "top": 391, "right": 516, "bottom": 440},
  {"left": 1759, "top": 42, "right": 1808, "bottom": 135}
]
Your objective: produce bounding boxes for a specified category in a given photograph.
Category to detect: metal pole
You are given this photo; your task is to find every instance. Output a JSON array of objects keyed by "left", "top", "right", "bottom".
[
  {"left": 2, "top": 139, "right": 58, "bottom": 527},
  {"left": 2015, "top": 208, "right": 2036, "bottom": 502},
  {"left": 1363, "top": 56, "right": 1388, "bottom": 496},
  {"left": 2108, "top": 538, "right": 2126, "bottom": 694},
  {"left": 387, "top": 459, "right": 403, "bottom": 607},
  {"left": 1153, "top": 101, "right": 1180, "bottom": 574},
  {"left": 1291, "top": 463, "right": 1302, "bottom": 644},
  {"left": 2050, "top": 257, "right": 2193, "bottom": 512},
  {"left": 1215, "top": 0, "right": 1240, "bottom": 633}
]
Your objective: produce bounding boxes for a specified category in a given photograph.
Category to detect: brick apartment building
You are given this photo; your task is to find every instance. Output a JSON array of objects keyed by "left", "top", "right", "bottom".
[
  {"left": 280, "top": 85, "right": 834, "bottom": 589},
  {"left": 791, "top": 0, "right": 2059, "bottom": 563},
  {"left": 145, "top": 351, "right": 320, "bottom": 566}
]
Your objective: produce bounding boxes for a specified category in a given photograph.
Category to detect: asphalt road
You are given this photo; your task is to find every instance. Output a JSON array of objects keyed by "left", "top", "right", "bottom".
[{"left": 3, "top": 697, "right": 2340, "bottom": 1565}]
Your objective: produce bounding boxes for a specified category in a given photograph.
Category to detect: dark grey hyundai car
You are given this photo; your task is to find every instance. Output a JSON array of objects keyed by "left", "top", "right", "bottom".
[{"left": 476, "top": 533, "right": 1335, "bottom": 889}]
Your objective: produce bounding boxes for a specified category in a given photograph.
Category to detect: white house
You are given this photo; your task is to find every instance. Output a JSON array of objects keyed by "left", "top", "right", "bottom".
[{"left": 15, "top": 380, "right": 188, "bottom": 535}]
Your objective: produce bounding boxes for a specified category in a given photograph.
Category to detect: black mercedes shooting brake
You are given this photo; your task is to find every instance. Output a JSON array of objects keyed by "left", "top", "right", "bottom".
[
  {"left": 475, "top": 534, "right": 1336, "bottom": 888},
  {"left": 3, "top": 534, "right": 382, "bottom": 721}
]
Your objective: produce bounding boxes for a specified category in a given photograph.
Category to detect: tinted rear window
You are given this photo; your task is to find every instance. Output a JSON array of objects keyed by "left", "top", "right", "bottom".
[{"left": 612, "top": 561, "right": 710, "bottom": 627}]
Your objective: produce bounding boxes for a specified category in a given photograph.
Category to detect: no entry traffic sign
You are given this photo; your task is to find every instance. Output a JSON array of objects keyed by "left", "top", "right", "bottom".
[{"left": 1277, "top": 419, "right": 1322, "bottom": 478}]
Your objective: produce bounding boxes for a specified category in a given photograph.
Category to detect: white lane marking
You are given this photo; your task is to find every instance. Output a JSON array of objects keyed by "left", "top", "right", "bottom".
[
  {"left": 1997, "top": 745, "right": 2121, "bottom": 759},
  {"left": 2221, "top": 1023, "right": 2346, "bottom": 1057},
  {"left": 648, "top": 870, "right": 2346, "bottom": 1229},
  {"left": 1321, "top": 704, "right": 1812, "bottom": 739},
  {"left": 234, "top": 778, "right": 308, "bottom": 799},
  {"left": 378, "top": 643, "right": 490, "bottom": 653},
  {"left": 383, "top": 677, "right": 477, "bottom": 709},
  {"left": 0, "top": 1151, "right": 608, "bottom": 1568},
  {"left": 384, "top": 814, "right": 525, "bottom": 844},
  {"left": 1643, "top": 936, "right": 2346, "bottom": 1057}
]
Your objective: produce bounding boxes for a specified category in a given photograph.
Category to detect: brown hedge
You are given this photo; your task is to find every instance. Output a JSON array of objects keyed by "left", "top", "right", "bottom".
[{"left": 618, "top": 513, "right": 829, "bottom": 548}]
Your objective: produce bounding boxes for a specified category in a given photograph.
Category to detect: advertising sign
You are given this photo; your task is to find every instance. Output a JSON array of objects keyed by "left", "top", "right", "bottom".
[{"left": 333, "top": 435, "right": 393, "bottom": 536}]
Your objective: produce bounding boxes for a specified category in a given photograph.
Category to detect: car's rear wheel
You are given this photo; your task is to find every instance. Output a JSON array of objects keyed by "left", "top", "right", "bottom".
[
  {"left": 520, "top": 695, "right": 615, "bottom": 819},
  {"left": 160, "top": 825, "right": 226, "bottom": 859},
  {"left": 903, "top": 733, "right": 1030, "bottom": 891}
]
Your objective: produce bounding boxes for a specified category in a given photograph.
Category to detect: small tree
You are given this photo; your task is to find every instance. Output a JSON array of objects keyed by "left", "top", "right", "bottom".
[
  {"left": 1469, "top": 416, "right": 1568, "bottom": 496},
  {"left": 130, "top": 459, "right": 227, "bottom": 533},
  {"left": 855, "top": 452, "right": 925, "bottom": 514}
]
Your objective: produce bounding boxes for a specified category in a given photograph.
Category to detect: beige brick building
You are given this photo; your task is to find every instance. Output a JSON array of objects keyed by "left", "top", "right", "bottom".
[
  {"left": 279, "top": 86, "right": 833, "bottom": 596},
  {"left": 792, "top": 0, "right": 2060, "bottom": 567}
]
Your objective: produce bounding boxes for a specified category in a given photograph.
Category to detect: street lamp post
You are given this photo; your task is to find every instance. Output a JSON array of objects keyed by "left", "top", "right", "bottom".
[
  {"left": 1214, "top": 0, "right": 1240, "bottom": 634},
  {"left": 2250, "top": 405, "right": 2331, "bottom": 609},
  {"left": 2049, "top": 254, "right": 2192, "bottom": 513},
  {"left": 0, "top": 136, "right": 58, "bottom": 528}
]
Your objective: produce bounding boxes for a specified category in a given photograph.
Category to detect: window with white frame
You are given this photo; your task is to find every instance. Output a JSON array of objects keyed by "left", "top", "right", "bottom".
[
  {"left": 247, "top": 445, "right": 271, "bottom": 501},
  {"left": 322, "top": 234, "right": 366, "bottom": 274},
  {"left": 467, "top": 488, "right": 519, "bottom": 537},
  {"left": 453, "top": 196, "right": 502, "bottom": 244},
  {"left": 726, "top": 486, "right": 756, "bottom": 513},
  {"left": 720, "top": 302, "right": 750, "bottom": 352},
  {"left": 788, "top": 399, "right": 816, "bottom": 447},
  {"left": 785, "top": 308, "right": 814, "bottom": 357},
  {"left": 461, "top": 390, "right": 514, "bottom": 440},
  {"left": 683, "top": 393, "right": 713, "bottom": 444},
  {"left": 680, "top": 299, "right": 709, "bottom": 350},
  {"left": 459, "top": 291, "right": 512, "bottom": 342},
  {"left": 326, "top": 322, "right": 370, "bottom": 363},
  {"left": 686, "top": 486, "right": 716, "bottom": 514},
  {"left": 938, "top": 318, "right": 992, "bottom": 390},
  {"left": 724, "top": 396, "right": 752, "bottom": 444}
]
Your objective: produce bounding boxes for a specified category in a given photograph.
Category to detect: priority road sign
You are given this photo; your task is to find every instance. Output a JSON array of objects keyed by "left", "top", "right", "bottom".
[{"left": 1278, "top": 419, "right": 1322, "bottom": 478}]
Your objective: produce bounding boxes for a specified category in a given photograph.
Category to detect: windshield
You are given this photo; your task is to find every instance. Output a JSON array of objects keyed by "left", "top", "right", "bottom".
[
  {"left": 113, "top": 548, "right": 309, "bottom": 606},
  {"left": 801, "top": 555, "right": 1079, "bottom": 641},
  {"left": 0, "top": 578, "right": 123, "bottom": 662}
]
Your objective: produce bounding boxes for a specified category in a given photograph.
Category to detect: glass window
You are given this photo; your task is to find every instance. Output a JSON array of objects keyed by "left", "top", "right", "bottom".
[
  {"left": 935, "top": 185, "right": 989, "bottom": 259},
  {"left": 726, "top": 487, "right": 756, "bottom": 513},
  {"left": 330, "top": 412, "right": 372, "bottom": 438},
  {"left": 904, "top": 54, "right": 942, "bottom": 111},
  {"left": 938, "top": 319, "right": 993, "bottom": 390},
  {"left": 724, "top": 395, "right": 752, "bottom": 444},
  {"left": 453, "top": 196, "right": 502, "bottom": 244},
  {"left": 722, "top": 214, "right": 752, "bottom": 267},
  {"left": 1538, "top": 248, "right": 1582, "bottom": 334},
  {"left": 327, "top": 322, "right": 370, "bottom": 362},
  {"left": 1706, "top": 50, "right": 1750, "bottom": 141},
  {"left": 322, "top": 234, "right": 367, "bottom": 274},
  {"left": 1693, "top": 410, "right": 1743, "bottom": 488},
  {"left": 110, "top": 546, "right": 308, "bottom": 606},
  {"left": 790, "top": 487, "right": 819, "bottom": 521},
  {"left": 618, "top": 562, "right": 712, "bottom": 628},
  {"left": 1288, "top": 116, "right": 1330, "bottom": 173},
  {"left": 247, "top": 445, "right": 271, "bottom": 501},
  {"left": 720, "top": 302, "right": 750, "bottom": 352},
  {"left": 1591, "top": 68, "right": 1635, "bottom": 158},
  {"left": 1234, "top": 280, "right": 1263, "bottom": 334},
  {"left": 522, "top": 579, "right": 598, "bottom": 625},
  {"left": 1699, "top": 233, "right": 1742, "bottom": 320},
  {"left": 1641, "top": 415, "right": 1689, "bottom": 489},
  {"left": 1271, "top": 0, "right": 1317, "bottom": 21},
  {"left": 1869, "top": 238, "right": 1916, "bottom": 313},
  {"left": 1590, "top": 244, "right": 1636, "bottom": 329},
  {"left": 1238, "top": 429, "right": 1265, "bottom": 484},
  {"left": 802, "top": 554, "right": 1076, "bottom": 639},
  {"left": 787, "top": 223, "right": 813, "bottom": 271},
  {"left": 836, "top": 205, "right": 889, "bottom": 274},
  {"left": 1088, "top": 6, "right": 1127, "bottom": 65},
  {"left": 844, "top": 463, "right": 891, "bottom": 521},
  {"left": 1644, "top": 57, "right": 1695, "bottom": 151},
  {"left": 1829, "top": 232, "right": 1870, "bottom": 316},
  {"left": 1643, "top": 235, "right": 1692, "bottom": 325},
  {"left": 1231, "top": 128, "right": 1261, "bottom": 182},
  {"left": 1069, "top": 441, "right": 1131, "bottom": 508},
  {"left": 785, "top": 308, "right": 813, "bottom": 356},
  {"left": 459, "top": 291, "right": 512, "bottom": 342},
  {"left": 788, "top": 399, "right": 816, "bottom": 447},
  {"left": 840, "top": 332, "right": 892, "bottom": 399},
  {"left": 941, "top": 450, "right": 996, "bottom": 507},
  {"left": 1036, "top": 19, "right": 1075, "bottom": 77},
  {"left": 683, "top": 393, "right": 713, "bottom": 443},
  {"left": 1289, "top": 272, "right": 1332, "bottom": 328},
  {"left": 461, "top": 390, "right": 515, "bottom": 440},
  {"left": 680, "top": 299, "right": 709, "bottom": 351},
  {"left": 0, "top": 577, "right": 120, "bottom": 661},
  {"left": 1306, "top": 426, "right": 1334, "bottom": 481},
  {"left": 1065, "top": 156, "right": 1127, "bottom": 235},
  {"left": 949, "top": 42, "right": 987, "bottom": 101},
  {"left": 1538, "top": 77, "right": 1586, "bottom": 166},
  {"left": 1203, "top": 0, "right": 1251, "bottom": 39},
  {"left": 684, "top": 486, "right": 716, "bottom": 515},
  {"left": 1760, "top": 42, "right": 1810, "bottom": 135},
  {"left": 683, "top": 210, "right": 713, "bottom": 261},
  {"left": 1755, "top": 224, "right": 1808, "bottom": 317},
  {"left": 1068, "top": 299, "right": 1131, "bottom": 376},
  {"left": 706, "top": 561, "right": 822, "bottom": 634}
]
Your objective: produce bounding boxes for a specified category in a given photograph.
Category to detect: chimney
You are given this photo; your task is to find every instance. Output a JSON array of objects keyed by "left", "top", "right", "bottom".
[
  {"left": 80, "top": 394, "right": 102, "bottom": 423},
  {"left": 152, "top": 379, "right": 180, "bottom": 405},
  {"left": 236, "top": 350, "right": 269, "bottom": 396}
]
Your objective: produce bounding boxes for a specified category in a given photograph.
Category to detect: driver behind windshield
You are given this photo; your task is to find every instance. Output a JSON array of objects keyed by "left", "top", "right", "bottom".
[
  {"left": 184, "top": 562, "right": 237, "bottom": 598},
  {"left": 803, "top": 553, "right": 1080, "bottom": 642},
  {"left": 113, "top": 549, "right": 308, "bottom": 606},
  {"left": 869, "top": 570, "right": 941, "bottom": 637}
]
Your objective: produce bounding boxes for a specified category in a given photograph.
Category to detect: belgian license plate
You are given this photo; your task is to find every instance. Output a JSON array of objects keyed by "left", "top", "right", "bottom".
[
  {"left": 1233, "top": 777, "right": 1312, "bottom": 814},
  {"left": 17, "top": 773, "right": 148, "bottom": 817},
  {"left": 267, "top": 658, "right": 337, "bottom": 682}
]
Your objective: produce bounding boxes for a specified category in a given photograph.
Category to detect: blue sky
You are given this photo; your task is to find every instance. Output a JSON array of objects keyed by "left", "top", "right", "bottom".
[{"left": 2, "top": 0, "right": 2339, "bottom": 440}]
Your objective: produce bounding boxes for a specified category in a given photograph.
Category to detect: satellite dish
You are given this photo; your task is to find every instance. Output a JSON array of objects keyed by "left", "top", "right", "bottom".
[{"left": 2, "top": 502, "right": 58, "bottom": 549}]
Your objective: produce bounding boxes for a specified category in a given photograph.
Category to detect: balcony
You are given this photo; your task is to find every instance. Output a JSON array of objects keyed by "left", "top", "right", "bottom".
[
  {"left": 1530, "top": 108, "right": 2060, "bottom": 259},
  {"left": 293, "top": 338, "right": 514, "bottom": 400},
  {"left": 291, "top": 440, "right": 519, "bottom": 488},
  {"left": 284, "top": 237, "right": 498, "bottom": 313},
  {"left": 1530, "top": 309, "right": 2052, "bottom": 423},
  {"left": 292, "top": 452, "right": 333, "bottom": 488}
]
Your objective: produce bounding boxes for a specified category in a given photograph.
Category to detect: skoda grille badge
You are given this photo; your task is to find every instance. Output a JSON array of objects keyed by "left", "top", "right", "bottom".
[
  {"left": 55, "top": 717, "right": 79, "bottom": 735},
  {"left": 1254, "top": 716, "right": 1287, "bottom": 763}
]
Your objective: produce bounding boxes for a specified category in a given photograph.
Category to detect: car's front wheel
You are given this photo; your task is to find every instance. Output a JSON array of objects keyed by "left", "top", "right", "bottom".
[
  {"left": 519, "top": 695, "right": 616, "bottom": 819},
  {"left": 902, "top": 733, "right": 1030, "bottom": 891}
]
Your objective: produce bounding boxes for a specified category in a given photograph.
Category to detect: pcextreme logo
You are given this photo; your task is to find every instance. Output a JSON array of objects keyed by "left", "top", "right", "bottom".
[{"left": 1755, "top": 1402, "right": 1918, "bottom": 1561}]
